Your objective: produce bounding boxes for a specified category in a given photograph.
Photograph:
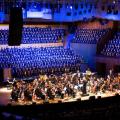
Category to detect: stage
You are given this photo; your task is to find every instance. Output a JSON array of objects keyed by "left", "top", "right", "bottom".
[{"left": 0, "top": 87, "right": 119, "bottom": 106}]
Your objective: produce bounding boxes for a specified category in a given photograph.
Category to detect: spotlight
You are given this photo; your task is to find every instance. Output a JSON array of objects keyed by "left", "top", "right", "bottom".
[
  {"left": 70, "top": 6, "right": 72, "bottom": 9},
  {"left": 113, "top": 0, "right": 116, "bottom": 4}
]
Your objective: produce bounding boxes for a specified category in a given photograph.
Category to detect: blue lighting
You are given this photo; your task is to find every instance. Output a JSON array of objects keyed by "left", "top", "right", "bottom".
[
  {"left": 113, "top": 1, "right": 116, "bottom": 4},
  {"left": 0, "top": 12, "right": 5, "bottom": 22},
  {"left": 70, "top": 6, "right": 72, "bottom": 9}
]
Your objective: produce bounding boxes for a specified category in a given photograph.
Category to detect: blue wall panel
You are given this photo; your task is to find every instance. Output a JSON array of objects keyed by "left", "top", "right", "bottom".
[
  {"left": 0, "top": 12, "right": 5, "bottom": 22},
  {"left": 70, "top": 43, "right": 97, "bottom": 71}
]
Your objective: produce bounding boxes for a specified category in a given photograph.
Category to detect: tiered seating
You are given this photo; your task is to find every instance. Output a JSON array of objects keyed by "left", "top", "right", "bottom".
[
  {"left": 22, "top": 27, "right": 65, "bottom": 44},
  {"left": 72, "top": 29, "right": 109, "bottom": 44},
  {"left": 0, "top": 46, "right": 83, "bottom": 78},
  {"left": 101, "top": 31, "right": 120, "bottom": 57},
  {"left": 0, "top": 27, "right": 65, "bottom": 45},
  {"left": 0, "top": 29, "right": 8, "bottom": 44}
]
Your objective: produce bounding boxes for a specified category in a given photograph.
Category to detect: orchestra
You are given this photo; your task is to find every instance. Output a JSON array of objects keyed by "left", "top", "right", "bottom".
[{"left": 10, "top": 71, "right": 120, "bottom": 104}]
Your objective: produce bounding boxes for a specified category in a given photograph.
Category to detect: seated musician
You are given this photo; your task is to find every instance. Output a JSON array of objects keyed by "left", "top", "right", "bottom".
[
  {"left": 11, "top": 84, "right": 19, "bottom": 101},
  {"left": 86, "top": 68, "right": 92, "bottom": 75},
  {"left": 85, "top": 68, "right": 92, "bottom": 80},
  {"left": 47, "top": 87, "right": 55, "bottom": 100},
  {"left": 109, "top": 68, "right": 114, "bottom": 79},
  {"left": 24, "top": 83, "right": 33, "bottom": 101},
  {"left": 100, "top": 80, "right": 108, "bottom": 93},
  {"left": 35, "top": 87, "right": 46, "bottom": 100},
  {"left": 111, "top": 77, "right": 120, "bottom": 91}
]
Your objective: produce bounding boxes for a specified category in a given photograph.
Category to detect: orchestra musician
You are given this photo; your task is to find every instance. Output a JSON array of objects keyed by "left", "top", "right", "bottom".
[
  {"left": 10, "top": 71, "right": 120, "bottom": 104},
  {"left": 35, "top": 87, "right": 46, "bottom": 100},
  {"left": 81, "top": 77, "right": 88, "bottom": 95},
  {"left": 24, "top": 83, "right": 34, "bottom": 101},
  {"left": 11, "top": 85, "right": 19, "bottom": 101}
]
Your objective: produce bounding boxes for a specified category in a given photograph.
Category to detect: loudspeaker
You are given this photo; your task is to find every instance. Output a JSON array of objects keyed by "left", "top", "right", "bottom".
[
  {"left": 58, "top": 100, "right": 62, "bottom": 103},
  {"left": 97, "top": 96, "right": 101, "bottom": 99},
  {"left": 32, "top": 102, "right": 36, "bottom": 105},
  {"left": 77, "top": 98, "right": 81, "bottom": 101},
  {"left": 115, "top": 93, "right": 119, "bottom": 96},
  {"left": 8, "top": 7, "right": 23, "bottom": 46},
  {"left": 89, "top": 96, "right": 95, "bottom": 100}
]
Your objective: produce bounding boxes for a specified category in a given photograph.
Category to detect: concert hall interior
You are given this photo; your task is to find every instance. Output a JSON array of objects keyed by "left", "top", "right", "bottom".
[{"left": 0, "top": 0, "right": 120, "bottom": 120}]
